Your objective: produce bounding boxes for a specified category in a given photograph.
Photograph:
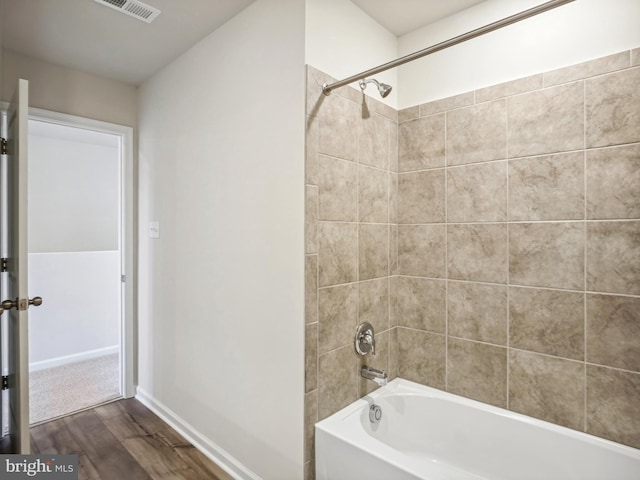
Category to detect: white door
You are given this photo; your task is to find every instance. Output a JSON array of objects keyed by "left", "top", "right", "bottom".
[{"left": 3, "top": 79, "right": 39, "bottom": 453}]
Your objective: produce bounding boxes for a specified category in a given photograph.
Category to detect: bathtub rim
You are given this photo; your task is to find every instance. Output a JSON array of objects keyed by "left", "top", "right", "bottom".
[{"left": 315, "top": 377, "right": 640, "bottom": 460}]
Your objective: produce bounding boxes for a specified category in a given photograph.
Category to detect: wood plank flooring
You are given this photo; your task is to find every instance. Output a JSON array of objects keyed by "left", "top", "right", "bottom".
[{"left": 28, "top": 398, "right": 235, "bottom": 480}]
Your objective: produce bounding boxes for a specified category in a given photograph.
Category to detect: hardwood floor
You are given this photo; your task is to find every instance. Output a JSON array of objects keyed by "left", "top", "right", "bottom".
[{"left": 28, "top": 398, "right": 235, "bottom": 480}]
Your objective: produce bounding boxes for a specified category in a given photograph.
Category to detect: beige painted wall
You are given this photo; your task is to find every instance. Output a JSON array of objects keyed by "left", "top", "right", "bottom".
[
  {"left": 138, "top": 0, "right": 305, "bottom": 478},
  {"left": 1, "top": 49, "right": 137, "bottom": 127}
]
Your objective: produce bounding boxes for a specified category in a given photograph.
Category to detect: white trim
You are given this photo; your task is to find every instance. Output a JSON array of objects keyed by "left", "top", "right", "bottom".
[
  {"left": 28, "top": 345, "right": 119, "bottom": 372},
  {"left": 25, "top": 107, "right": 136, "bottom": 399},
  {"left": 135, "top": 387, "right": 261, "bottom": 480}
]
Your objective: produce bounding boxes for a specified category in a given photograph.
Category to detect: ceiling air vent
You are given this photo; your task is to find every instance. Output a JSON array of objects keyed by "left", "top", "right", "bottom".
[{"left": 92, "top": 0, "right": 161, "bottom": 23}]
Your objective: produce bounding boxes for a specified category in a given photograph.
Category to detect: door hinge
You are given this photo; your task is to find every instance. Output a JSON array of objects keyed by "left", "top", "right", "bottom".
[
  {"left": 1, "top": 138, "right": 7, "bottom": 155},
  {"left": 0, "top": 258, "right": 7, "bottom": 273},
  {"left": 2, "top": 376, "right": 8, "bottom": 391}
]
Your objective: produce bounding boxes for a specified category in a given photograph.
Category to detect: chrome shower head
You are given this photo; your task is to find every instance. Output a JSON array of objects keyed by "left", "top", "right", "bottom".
[{"left": 359, "top": 78, "right": 392, "bottom": 98}]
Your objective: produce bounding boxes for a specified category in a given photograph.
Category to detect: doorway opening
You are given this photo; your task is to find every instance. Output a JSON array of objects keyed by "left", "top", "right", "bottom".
[{"left": 25, "top": 109, "right": 134, "bottom": 425}]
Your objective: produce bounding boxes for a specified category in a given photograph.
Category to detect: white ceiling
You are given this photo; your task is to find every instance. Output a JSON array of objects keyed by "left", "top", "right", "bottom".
[
  {"left": 352, "top": 0, "right": 487, "bottom": 36},
  {"left": 1, "top": 0, "right": 255, "bottom": 85},
  {"left": 1, "top": 0, "right": 487, "bottom": 87}
]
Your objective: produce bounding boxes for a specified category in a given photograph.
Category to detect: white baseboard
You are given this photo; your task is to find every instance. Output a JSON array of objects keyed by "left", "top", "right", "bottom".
[
  {"left": 135, "top": 387, "right": 261, "bottom": 480},
  {"left": 29, "top": 345, "right": 119, "bottom": 372}
]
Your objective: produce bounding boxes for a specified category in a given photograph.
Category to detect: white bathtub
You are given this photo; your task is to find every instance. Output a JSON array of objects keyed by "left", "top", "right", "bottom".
[{"left": 315, "top": 378, "right": 640, "bottom": 480}]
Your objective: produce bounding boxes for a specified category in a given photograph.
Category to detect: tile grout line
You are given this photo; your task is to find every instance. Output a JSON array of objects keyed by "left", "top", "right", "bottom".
[
  {"left": 444, "top": 110, "right": 449, "bottom": 393},
  {"left": 506, "top": 95, "right": 511, "bottom": 410},
  {"left": 355, "top": 105, "right": 361, "bottom": 402},
  {"left": 387, "top": 114, "right": 393, "bottom": 382},
  {"left": 314, "top": 113, "right": 321, "bottom": 440},
  {"left": 583, "top": 79, "right": 588, "bottom": 433}
]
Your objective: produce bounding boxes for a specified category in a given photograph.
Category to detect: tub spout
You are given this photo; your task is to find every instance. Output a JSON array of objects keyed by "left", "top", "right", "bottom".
[{"left": 361, "top": 366, "right": 388, "bottom": 387}]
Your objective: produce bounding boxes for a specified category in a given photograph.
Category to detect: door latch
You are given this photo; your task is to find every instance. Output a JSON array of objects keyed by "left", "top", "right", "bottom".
[{"left": 0, "top": 296, "right": 43, "bottom": 314}]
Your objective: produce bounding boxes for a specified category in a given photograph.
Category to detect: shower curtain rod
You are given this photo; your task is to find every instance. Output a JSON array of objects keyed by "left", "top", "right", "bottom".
[{"left": 322, "top": 0, "right": 575, "bottom": 96}]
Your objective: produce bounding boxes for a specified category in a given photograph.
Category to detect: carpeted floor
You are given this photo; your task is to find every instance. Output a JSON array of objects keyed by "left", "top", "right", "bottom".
[{"left": 29, "top": 353, "right": 121, "bottom": 425}]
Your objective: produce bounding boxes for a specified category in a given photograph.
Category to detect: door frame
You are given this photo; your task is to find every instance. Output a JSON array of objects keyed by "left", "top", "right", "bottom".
[{"left": 26, "top": 107, "right": 135, "bottom": 398}]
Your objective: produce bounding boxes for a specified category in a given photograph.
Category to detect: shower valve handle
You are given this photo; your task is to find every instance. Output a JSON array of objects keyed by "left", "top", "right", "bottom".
[{"left": 355, "top": 322, "right": 376, "bottom": 357}]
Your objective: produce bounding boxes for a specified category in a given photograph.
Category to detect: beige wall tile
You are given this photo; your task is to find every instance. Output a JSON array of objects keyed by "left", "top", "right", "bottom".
[
  {"left": 510, "top": 223, "right": 584, "bottom": 290},
  {"left": 390, "top": 123, "right": 399, "bottom": 173},
  {"left": 475, "top": 74, "right": 543, "bottom": 103},
  {"left": 447, "top": 162, "right": 507, "bottom": 222},
  {"left": 359, "top": 278, "right": 390, "bottom": 335},
  {"left": 446, "top": 100, "right": 507, "bottom": 166},
  {"left": 343, "top": 85, "right": 364, "bottom": 106},
  {"left": 508, "top": 82, "right": 584, "bottom": 158},
  {"left": 586, "top": 67, "right": 640, "bottom": 148},
  {"left": 587, "top": 144, "right": 640, "bottom": 220},
  {"left": 305, "top": 255, "right": 318, "bottom": 325},
  {"left": 318, "top": 95, "right": 360, "bottom": 162},
  {"left": 390, "top": 225, "right": 398, "bottom": 275},
  {"left": 398, "top": 170, "right": 446, "bottom": 224},
  {"left": 398, "top": 225, "right": 446, "bottom": 278},
  {"left": 398, "top": 114, "right": 446, "bottom": 172},
  {"left": 359, "top": 166, "right": 389, "bottom": 223},
  {"left": 398, "top": 106, "right": 419, "bottom": 124},
  {"left": 509, "top": 152, "right": 585, "bottom": 221},
  {"left": 359, "top": 113, "right": 389, "bottom": 170},
  {"left": 633, "top": 48, "right": 640, "bottom": 67},
  {"left": 305, "top": 462, "right": 314, "bottom": 480},
  {"left": 305, "top": 185, "right": 318, "bottom": 254},
  {"left": 318, "top": 345, "right": 357, "bottom": 420},
  {"left": 448, "top": 224, "right": 508, "bottom": 284},
  {"left": 447, "top": 338, "right": 507, "bottom": 408},
  {"left": 447, "top": 281, "right": 507, "bottom": 345},
  {"left": 307, "top": 66, "right": 360, "bottom": 108},
  {"left": 389, "top": 173, "right": 398, "bottom": 224},
  {"left": 397, "top": 328, "right": 446, "bottom": 389},
  {"left": 305, "top": 323, "right": 318, "bottom": 393},
  {"left": 587, "top": 294, "right": 640, "bottom": 372},
  {"left": 587, "top": 221, "right": 640, "bottom": 295},
  {"left": 304, "top": 391, "right": 317, "bottom": 465},
  {"left": 318, "top": 284, "right": 357, "bottom": 354},
  {"left": 358, "top": 331, "right": 390, "bottom": 396},
  {"left": 389, "top": 277, "right": 399, "bottom": 328},
  {"left": 306, "top": 115, "right": 319, "bottom": 186},
  {"left": 368, "top": 96, "right": 397, "bottom": 123},
  {"left": 544, "top": 51, "right": 630, "bottom": 87},
  {"left": 388, "top": 327, "right": 398, "bottom": 380},
  {"left": 318, "top": 154, "right": 357, "bottom": 222},
  {"left": 587, "top": 366, "right": 640, "bottom": 449},
  {"left": 419, "top": 92, "right": 475, "bottom": 117},
  {"left": 318, "top": 222, "right": 357, "bottom": 287},
  {"left": 393, "top": 276, "right": 446, "bottom": 333},
  {"left": 306, "top": 65, "right": 333, "bottom": 118},
  {"left": 359, "top": 224, "right": 389, "bottom": 281},
  {"left": 509, "top": 287, "right": 584, "bottom": 361},
  {"left": 509, "top": 350, "right": 584, "bottom": 430}
]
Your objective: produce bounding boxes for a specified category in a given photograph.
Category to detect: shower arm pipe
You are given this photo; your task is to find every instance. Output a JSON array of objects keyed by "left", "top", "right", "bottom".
[{"left": 322, "top": 0, "right": 575, "bottom": 96}]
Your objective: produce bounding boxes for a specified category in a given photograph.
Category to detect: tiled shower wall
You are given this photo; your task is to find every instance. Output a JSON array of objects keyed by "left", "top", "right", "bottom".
[
  {"left": 305, "top": 46, "right": 640, "bottom": 478},
  {"left": 304, "top": 66, "right": 398, "bottom": 479},
  {"left": 394, "top": 47, "right": 640, "bottom": 450}
]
